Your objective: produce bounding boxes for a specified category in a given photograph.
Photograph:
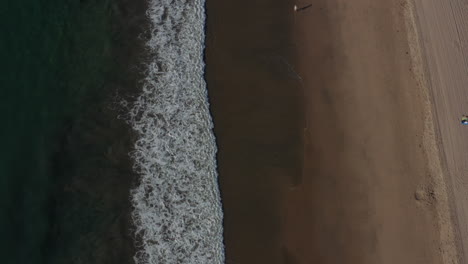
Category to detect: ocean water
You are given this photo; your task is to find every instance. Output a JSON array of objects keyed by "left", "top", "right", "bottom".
[
  {"left": 128, "top": 0, "right": 225, "bottom": 263},
  {"left": 1, "top": 0, "right": 116, "bottom": 263},
  {"left": 1, "top": 0, "right": 142, "bottom": 263},
  {"left": 2, "top": 0, "right": 224, "bottom": 263}
]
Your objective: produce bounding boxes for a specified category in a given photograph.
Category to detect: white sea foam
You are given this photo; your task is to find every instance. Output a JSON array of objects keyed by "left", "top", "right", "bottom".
[{"left": 128, "top": 0, "right": 224, "bottom": 263}]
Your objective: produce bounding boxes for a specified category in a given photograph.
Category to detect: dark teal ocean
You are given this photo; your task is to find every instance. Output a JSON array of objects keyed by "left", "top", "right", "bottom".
[{"left": 0, "top": 0, "right": 147, "bottom": 263}]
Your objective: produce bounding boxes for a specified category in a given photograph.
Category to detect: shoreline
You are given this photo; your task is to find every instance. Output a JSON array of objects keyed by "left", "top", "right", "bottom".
[{"left": 129, "top": 0, "right": 225, "bottom": 262}]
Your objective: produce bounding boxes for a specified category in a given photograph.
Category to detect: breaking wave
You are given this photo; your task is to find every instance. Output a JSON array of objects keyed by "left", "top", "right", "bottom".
[{"left": 128, "top": 0, "right": 224, "bottom": 263}]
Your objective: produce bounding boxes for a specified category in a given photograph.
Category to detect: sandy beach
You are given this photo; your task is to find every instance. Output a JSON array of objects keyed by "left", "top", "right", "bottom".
[
  {"left": 207, "top": 0, "right": 464, "bottom": 263},
  {"left": 286, "top": 0, "right": 460, "bottom": 263}
]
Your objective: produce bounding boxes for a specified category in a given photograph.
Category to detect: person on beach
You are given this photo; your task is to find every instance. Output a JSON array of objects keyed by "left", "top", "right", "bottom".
[
  {"left": 294, "top": 4, "right": 312, "bottom": 12},
  {"left": 461, "top": 115, "right": 468, "bottom": 125}
]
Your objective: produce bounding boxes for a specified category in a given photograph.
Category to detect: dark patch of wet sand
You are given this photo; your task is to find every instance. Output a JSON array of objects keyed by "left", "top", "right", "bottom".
[{"left": 205, "top": 0, "right": 304, "bottom": 263}]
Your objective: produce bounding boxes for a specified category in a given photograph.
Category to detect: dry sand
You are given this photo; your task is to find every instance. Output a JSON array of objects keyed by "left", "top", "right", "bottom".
[
  {"left": 286, "top": 0, "right": 460, "bottom": 263},
  {"left": 411, "top": 0, "right": 468, "bottom": 262}
]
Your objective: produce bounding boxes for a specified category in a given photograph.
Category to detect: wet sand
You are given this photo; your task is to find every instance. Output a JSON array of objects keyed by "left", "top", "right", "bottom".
[
  {"left": 207, "top": 0, "right": 458, "bottom": 263},
  {"left": 205, "top": 0, "right": 303, "bottom": 263}
]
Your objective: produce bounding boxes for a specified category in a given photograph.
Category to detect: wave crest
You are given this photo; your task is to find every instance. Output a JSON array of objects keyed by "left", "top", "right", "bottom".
[{"left": 128, "top": 0, "right": 224, "bottom": 263}]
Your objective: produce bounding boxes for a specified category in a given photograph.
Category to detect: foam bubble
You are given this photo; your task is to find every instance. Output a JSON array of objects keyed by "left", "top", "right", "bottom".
[{"left": 128, "top": 0, "right": 225, "bottom": 263}]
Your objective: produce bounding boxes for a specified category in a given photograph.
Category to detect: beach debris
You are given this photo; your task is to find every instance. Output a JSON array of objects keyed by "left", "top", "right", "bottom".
[{"left": 415, "top": 185, "right": 436, "bottom": 205}]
